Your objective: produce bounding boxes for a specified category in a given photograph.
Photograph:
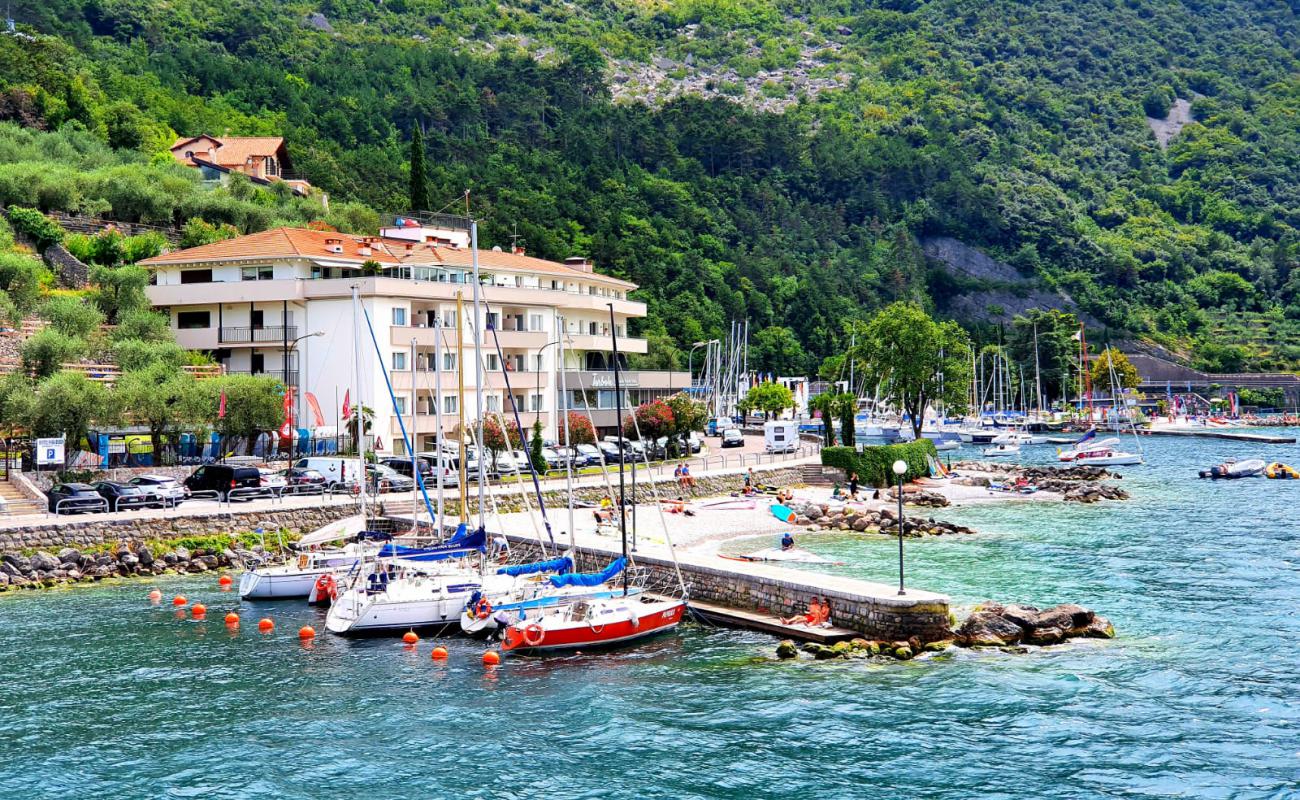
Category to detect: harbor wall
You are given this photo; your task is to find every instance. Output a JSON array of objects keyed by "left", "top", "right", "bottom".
[
  {"left": 501, "top": 535, "right": 952, "bottom": 643},
  {"left": 0, "top": 505, "right": 358, "bottom": 552}
]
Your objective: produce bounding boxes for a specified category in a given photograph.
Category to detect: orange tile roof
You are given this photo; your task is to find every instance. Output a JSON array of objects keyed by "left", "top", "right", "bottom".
[
  {"left": 390, "top": 239, "right": 636, "bottom": 288},
  {"left": 171, "top": 136, "right": 286, "bottom": 168},
  {"left": 139, "top": 228, "right": 402, "bottom": 266}
]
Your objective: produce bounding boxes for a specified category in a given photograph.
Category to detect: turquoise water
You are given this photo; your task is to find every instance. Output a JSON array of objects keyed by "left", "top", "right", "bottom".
[{"left": 3, "top": 434, "right": 1300, "bottom": 798}]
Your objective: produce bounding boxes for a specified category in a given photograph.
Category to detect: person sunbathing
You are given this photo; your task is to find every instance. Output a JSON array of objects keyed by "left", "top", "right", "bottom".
[{"left": 780, "top": 596, "right": 820, "bottom": 626}]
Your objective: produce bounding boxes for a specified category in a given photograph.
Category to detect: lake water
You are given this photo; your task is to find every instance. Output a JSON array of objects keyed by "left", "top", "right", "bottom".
[{"left": 2, "top": 433, "right": 1299, "bottom": 798}]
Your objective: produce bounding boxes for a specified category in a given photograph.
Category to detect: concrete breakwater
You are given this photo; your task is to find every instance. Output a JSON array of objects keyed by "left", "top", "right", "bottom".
[{"left": 499, "top": 531, "right": 954, "bottom": 643}]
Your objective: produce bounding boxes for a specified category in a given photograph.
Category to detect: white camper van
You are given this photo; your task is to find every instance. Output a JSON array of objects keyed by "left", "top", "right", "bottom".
[
  {"left": 763, "top": 420, "right": 799, "bottom": 454},
  {"left": 293, "top": 457, "right": 361, "bottom": 489}
]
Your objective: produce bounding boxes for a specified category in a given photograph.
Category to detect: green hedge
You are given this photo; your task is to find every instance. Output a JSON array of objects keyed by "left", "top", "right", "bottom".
[
  {"left": 6, "top": 206, "right": 63, "bottom": 250},
  {"left": 821, "top": 439, "right": 938, "bottom": 487}
]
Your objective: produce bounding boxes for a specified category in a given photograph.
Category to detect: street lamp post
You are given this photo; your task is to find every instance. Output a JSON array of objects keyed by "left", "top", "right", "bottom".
[
  {"left": 687, "top": 339, "right": 718, "bottom": 387},
  {"left": 892, "top": 458, "right": 908, "bottom": 596},
  {"left": 284, "top": 330, "right": 324, "bottom": 464},
  {"left": 535, "top": 338, "right": 566, "bottom": 431}
]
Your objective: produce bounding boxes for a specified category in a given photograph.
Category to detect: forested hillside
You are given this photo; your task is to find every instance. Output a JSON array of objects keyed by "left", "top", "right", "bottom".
[{"left": 4, "top": 0, "right": 1300, "bottom": 373}]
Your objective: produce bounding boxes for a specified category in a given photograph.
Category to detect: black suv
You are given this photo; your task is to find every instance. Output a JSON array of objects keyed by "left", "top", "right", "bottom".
[{"left": 183, "top": 464, "right": 264, "bottom": 501}]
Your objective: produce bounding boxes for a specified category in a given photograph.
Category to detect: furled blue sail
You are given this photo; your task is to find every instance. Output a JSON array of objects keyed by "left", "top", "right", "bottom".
[
  {"left": 547, "top": 557, "right": 626, "bottom": 588},
  {"left": 497, "top": 556, "right": 572, "bottom": 577}
]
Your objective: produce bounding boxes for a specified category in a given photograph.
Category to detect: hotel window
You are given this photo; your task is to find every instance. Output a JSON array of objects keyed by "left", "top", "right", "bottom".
[
  {"left": 392, "top": 352, "right": 407, "bottom": 371},
  {"left": 180, "top": 269, "right": 213, "bottom": 284},
  {"left": 529, "top": 393, "right": 542, "bottom": 412},
  {"left": 486, "top": 312, "right": 500, "bottom": 330},
  {"left": 442, "top": 352, "right": 456, "bottom": 371},
  {"left": 443, "top": 396, "right": 458, "bottom": 414},
  {"left": 176, "top": 311, "right": 210, "bottom": 329},
  {"left": 486, "top": 396, "right": 499, "bottom": 412},
  {"left": 394, "top": 397, "right": 406, "bottom": 415},
  {"left": 529, "top": 313, "right": 544, "bottom": 332},
  {"left": 240, "top": 265, "right": 274, "bottom": 281},
  {"left": 485, "top": 353, "right": 500, "bottom": 372},
  {"left": 442, "top": 309, "right": 456, "bottom": 328},
  {"left": 392, "top": 307, "right": 407, "bottom": 326}
]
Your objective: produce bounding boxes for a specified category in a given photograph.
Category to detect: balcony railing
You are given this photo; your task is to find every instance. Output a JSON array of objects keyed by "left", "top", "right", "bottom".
[
  {"left": 219, "top": 326, "right": 298, "bottom": 344},
  {"left": 226, "top": 370, "right": 300, "bottom": 386}
]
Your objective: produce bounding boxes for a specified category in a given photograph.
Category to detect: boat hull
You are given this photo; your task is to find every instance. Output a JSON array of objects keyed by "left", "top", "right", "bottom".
[
  {"left": 326, "top": 581, "right": 484, "bottom": 635},
  {"left": 502, "top": 598, "right": 686, "bottom": 653},
  {"left": 238, "top": 568, "right": 328, "bottom": 600}
]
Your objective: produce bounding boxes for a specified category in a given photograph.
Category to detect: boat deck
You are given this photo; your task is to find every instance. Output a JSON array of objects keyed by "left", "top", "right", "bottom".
[{"left": 675, "top": 596, "right": 860, "bottom": 643}]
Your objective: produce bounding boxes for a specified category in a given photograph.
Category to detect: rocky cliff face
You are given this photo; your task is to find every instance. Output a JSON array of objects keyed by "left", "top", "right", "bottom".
[{"left": 922, "top": 236, "right": 1095, "bottom": 325}]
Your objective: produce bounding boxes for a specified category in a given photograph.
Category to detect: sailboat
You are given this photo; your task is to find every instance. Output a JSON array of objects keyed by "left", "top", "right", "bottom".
[
  {"left": 237, "top": 515, "right": 368, "bottom": 600},
  {"left": 500, "top": 304, "right": 687, "bottom": 654}
]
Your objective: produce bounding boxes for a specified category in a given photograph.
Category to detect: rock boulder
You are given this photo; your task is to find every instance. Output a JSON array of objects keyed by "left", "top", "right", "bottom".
[{"left": 955, "top": 611, "right": 1024, "bottom": 647}]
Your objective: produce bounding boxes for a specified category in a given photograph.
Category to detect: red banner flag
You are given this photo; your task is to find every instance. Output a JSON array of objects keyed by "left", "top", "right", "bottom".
[
  {"left": 278, "top": 387, "right": 296, "bottom": 440},
  {"left": 341, "top": 389, "right": 351, "bottom": 421},
  {"left": 217, "top": 390, "right": 227, "bottom": 419},
  {"left": 305, "top": 392, "right": 325, "bottom": 428}
]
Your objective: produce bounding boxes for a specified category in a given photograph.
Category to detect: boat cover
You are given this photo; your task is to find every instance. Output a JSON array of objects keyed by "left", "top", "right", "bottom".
[
  {"left": 497, "top": 556, "right": 572, "bottom": 577},
  {"left": 381, "top": 524, "right": 487, "bottom": 561},
  {"left": 548, "top": 557, "right": 626, "bottom": 588}
]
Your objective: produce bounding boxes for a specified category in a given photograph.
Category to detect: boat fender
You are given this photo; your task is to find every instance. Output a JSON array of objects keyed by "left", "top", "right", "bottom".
[
  {"left": 628, "top": 609, "right": 640, "bottom": 629},
  {"left": 523, "top": 623, "right": 545, "bottom": 646},
  {"left": 313, "top": 573, "right": 337, "bottom": 602}
]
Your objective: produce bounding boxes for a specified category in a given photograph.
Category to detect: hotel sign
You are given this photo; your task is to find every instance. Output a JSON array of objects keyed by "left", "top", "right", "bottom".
[{"left": 589, "top": 372, "right": 639, "bottom": 388}]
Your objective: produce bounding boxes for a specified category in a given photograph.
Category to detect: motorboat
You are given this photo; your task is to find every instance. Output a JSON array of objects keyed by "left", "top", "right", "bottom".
[
  {"left": 500, "top": 592, "right": 687, "bottom": 654},
  {"left": 1199, "top": 458, "right": 1266, "bottom": 480},
  {"left": 1074, "top": 448, "right": 1144, "bottom": 467},
  {"left": 1265, "top": 462, "right": 1300, "bottom": 479},
  {"left": 934, "top": 439, "right": 961, "bottom": 452},
  {"left": 1058, "top": 437, "right": 1120, "bottom": 462},
  {"left": 982, "top": 443, "right": 1020, "bottom": 458},
  {"left": 992, "top": 431, "right": 1048, "bottom": 446}
]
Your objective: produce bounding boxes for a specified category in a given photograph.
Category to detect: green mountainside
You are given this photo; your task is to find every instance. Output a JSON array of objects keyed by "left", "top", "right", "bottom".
[{"left": 4, "top": 0, "right": 1300, "bottom": 373}]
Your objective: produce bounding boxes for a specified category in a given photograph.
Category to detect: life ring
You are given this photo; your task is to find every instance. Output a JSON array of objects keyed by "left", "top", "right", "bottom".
[
  {"left": 313, "top": 573, "right": 336, "bottom": 601},
  {"left": 523, "top": 623, "right": 545, "bottom": 646},
  {"left": 474, "top": 597, "right": 493, "bottom": 620}
]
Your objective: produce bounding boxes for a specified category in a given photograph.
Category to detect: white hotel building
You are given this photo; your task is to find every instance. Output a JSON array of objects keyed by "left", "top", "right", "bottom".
[{"left": 140, "top": 218, "right": 690, "bottom": 452}]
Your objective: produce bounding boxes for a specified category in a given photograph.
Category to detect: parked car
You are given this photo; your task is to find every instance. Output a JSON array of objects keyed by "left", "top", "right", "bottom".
[
  {"left": 575, "top": 444, "right": 603, "bottom": 466},
  {"left": 553, "top": 446, "right": 586, "bottom": 468},
  {"left": 92, "top": 480, "right": 153, "bottom": 512},
  {"left": 280, "top": 467, "right": 326, "bottom": 491},
  {"left": 184, "top": 464, "right": 264, "bottom": 501},
  {"left": 382, "top": 457, "right": 432, "bottom": 478},
  {"left": 258, "top": 468, "right": 288, "bottom": 494},
  {"left": 721, "top": 428, "right": 745, "bottom": 448},
  {"left": 46, "top": 483, "right": 107, "bottom": 514},
  {"left": 128, "top": 474, "right": 187, "bottom": 507},
  {"left": 687, "top": 432, "right": 703, "bottom": 453},
  {"left": 598, "top": 441, "right": 629, "bottom": 463},
  {"left": 367, "top": 463, "right": 414, "bottom": 493},
  {"left": 410, "top": 453, "right": 461, "bottom": 487},
  {"left": 540, "top": 447, "right": 565, "bottom": 470}
]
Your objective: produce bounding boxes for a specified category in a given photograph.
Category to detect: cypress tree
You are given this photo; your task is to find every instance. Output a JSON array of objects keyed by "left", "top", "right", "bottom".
[{"left": 408, "top": 123, "right": 428, "bottom": 213}]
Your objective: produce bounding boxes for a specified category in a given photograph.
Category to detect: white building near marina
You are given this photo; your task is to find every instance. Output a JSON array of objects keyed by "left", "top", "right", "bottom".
[{"left": 140, "top": 217, "right": 690, "bottom": 451}]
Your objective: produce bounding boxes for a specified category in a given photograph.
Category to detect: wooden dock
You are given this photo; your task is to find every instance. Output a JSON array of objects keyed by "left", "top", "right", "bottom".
[
  {"left": 1141, "top": 429, "right": 1296, "bottom": 444},
  {"left": 679, "top": 597, "right": 861, "bottom": 644}
]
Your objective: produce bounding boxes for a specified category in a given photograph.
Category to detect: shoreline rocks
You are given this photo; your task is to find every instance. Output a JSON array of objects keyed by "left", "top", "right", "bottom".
[
  {"left": 0, "top": 541, "right": 282, "bottom": 592},
  {"left": 774, "top": 600, "right": 1115, "bottom": 661},
  {"left": 788, "top": 501, "right": 977, "bottom": 537}
]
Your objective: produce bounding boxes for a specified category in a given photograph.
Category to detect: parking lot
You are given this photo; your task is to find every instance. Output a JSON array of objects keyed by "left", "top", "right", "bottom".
[{"left": 3, "top": 432, "right": 817, "bottom": 529}]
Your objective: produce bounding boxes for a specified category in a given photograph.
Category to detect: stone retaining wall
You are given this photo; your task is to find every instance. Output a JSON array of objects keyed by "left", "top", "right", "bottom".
[
  {"left": 501, "top": 531, "right": 952, "bottom": 643},
  {"left": 0, "top": 504, "right": 358, "bottom": 552},
  {"left": 42, "top": 243, "right": 88, "bottom": 289}
]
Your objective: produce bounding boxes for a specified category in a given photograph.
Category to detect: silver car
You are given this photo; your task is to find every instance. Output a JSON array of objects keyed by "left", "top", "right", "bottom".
[{"left": 128, "top": 474, "right": 187, "bottom": 507}]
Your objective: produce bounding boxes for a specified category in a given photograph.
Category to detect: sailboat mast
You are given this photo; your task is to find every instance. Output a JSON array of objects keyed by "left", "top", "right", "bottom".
[
  {"left": 434, "top": 318, "right": 445, "bottom": 529},
  {"left": 470, "top": 222, "right": 487, "bottom": 530},
  {"left": 608, "top": 303, "right": 628, "bottom": 597},
  {"left": 1033, "top": 320, "right": 1043, "bottom": 415},
  {"left": 456, "top": 291, "right": 466, "bottom": 522},
  {"left": 558, "top": 313, "right": 574, "bottom": 555},
  {"left": 351, "top": 285, "right": 367, "bottom": 515},
  {"left": 409, "top": 336, "right": 418, "bottom": 533}
]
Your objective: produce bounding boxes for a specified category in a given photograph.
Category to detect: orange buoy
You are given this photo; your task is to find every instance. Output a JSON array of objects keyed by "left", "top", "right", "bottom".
[
  {"left": 298, "top": 625, "right": 316, "bottom": 639},
  {"left": 258, "top": 618, "right": 274, "bottom": 633},
  {"left": 482, "top": 650, "right": 501, "bottom": 666},
  {"left": 224, "top": 612, "right": 239, "bottom": 626},
  {"left": 402, "top": 630, "right": 419, "bottom": 644},
  {"left": 148, "top": 589, "right": 162, "bottom": 602},
  {"left": 218, "top": 574, "right": 233, "bottom": 587},
  {"left": 172, "top": 595, "right": 187, "bottom": 606},
  {"left": 191, "top": 603, "right": 207, "bottom": 617},
  {"left": 430, "top": 646, "right": 448, "bottom": 660}
]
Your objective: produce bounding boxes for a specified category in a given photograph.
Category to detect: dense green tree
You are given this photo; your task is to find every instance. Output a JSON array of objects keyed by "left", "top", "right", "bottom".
[
  {"left": 210, "top": 374, "right": 286, "bottom": 455},
  {"left": 854, "top": 303, "right": 973, "bottom": 439},
  {"left": 89, "top": 264, "right": 148, "bottom": 323},
  {"left": 739, "top": 381, "right": 793, "bottom": 420},
  {"left": 114, "top": 363, "right": 207, "bottom": 460},
  {"left": 408, "top": 123, "right": 428, "bottom": 213},
  {"left": 750, "top": 326, "right": 806, "bottom": 376},
  {"left": 20, "top": 328, "right": 85, "bottom": 378},
  {"left": 41, "top": 294, "right": 103, "bottom": 338},
  {"left": 1006, "top": 310, "right": 1080, "bottom": 405},
  {"left": 25, "top": 370, "right": 105, "bottom": 448},
  {"left": 1091, "top": 348, "right": 1141, "bottom": 391}
]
